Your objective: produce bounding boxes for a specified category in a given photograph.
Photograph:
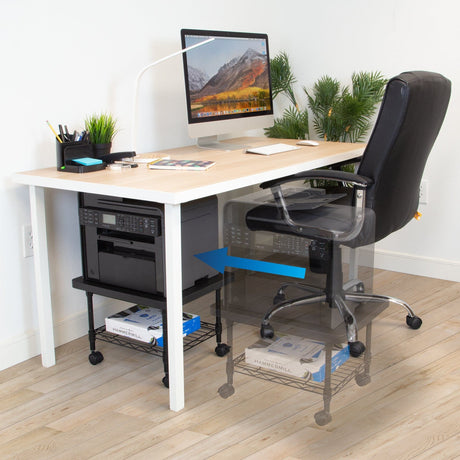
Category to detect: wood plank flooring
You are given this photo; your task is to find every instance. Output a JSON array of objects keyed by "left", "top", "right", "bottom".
[{"left": 1, "top": 270, "right": 459, "bottom": 459}]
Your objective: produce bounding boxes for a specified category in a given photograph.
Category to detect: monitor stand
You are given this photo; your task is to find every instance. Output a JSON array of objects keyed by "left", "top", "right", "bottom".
[{"left": 197, "top": 135, "right": 246, "bottom": 151}]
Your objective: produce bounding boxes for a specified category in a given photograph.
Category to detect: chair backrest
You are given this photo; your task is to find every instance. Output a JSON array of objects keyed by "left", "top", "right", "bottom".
[{"left": 357, "top": 71, "right": 451, "bottom": 243}]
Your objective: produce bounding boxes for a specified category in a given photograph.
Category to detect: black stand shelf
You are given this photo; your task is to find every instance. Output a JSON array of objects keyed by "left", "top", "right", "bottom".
[
  {"left": 72, "top": 274, "right": 230, "bottom": 387},
  {"left": 94, "top": 321, "right": 217, "bottom": 358}
]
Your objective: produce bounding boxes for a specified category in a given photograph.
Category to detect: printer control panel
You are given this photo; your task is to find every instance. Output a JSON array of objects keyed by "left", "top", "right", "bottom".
[{"left": 79, "top": 208, "right": 161, "bottom": 236}]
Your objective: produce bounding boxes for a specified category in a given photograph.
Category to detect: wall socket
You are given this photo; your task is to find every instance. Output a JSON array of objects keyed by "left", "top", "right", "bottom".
[
  {"left": 419, "top": 180, "right": 428, "bottom": 204},
  {"left": 22, "top": 224, "right": 34, "bottom": 258}
]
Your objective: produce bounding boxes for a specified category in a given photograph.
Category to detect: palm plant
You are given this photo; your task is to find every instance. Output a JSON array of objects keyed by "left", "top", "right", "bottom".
[
  {"left": 305, "top": 71, "right": 387, "bottom": 143},
  {"left": 265, "top": 52, "right": 309, "bottom": 140},
  {"left": 265, "top": 52, "right": 387, "bottom": 187},
  {"left": 270, "top": 51, "right": 298, "bottom": 107}
]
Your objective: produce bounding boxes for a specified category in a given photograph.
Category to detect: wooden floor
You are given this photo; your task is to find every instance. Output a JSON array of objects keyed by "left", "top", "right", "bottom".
[{"left": 1, "top": 270, "right": 459, "bottom": 459}]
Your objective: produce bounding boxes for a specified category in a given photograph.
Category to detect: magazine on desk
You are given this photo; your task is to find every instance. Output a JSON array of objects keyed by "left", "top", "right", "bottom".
[{"left": 148, "top": 159, "right": 215, "bottom": 171}]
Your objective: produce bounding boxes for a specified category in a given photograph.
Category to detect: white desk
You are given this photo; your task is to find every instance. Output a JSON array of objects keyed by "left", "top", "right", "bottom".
[{"left": 13, "top": 137, "right": 364, "bottom": 411}]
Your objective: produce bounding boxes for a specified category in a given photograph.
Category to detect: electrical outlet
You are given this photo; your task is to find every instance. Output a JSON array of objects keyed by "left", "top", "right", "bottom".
[
  {"left": 419, "top": 180, "right": 428, "bottom": 204},
  {"left": 22, "top": 225, "right": 33, "bottom": 258}
]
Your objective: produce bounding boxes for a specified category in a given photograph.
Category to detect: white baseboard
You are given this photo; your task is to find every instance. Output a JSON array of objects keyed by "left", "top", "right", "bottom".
[
  {"left": 0, "top": 298, "right": 127, "bottom": 372},
  {"left": 0, "top": 329, "right": 41, "bottom": 371},
  {"left": 2, "top": 251, "right": 457, "bottom": 372},
  {"left": 373, "top": 249, "right": 460, "bottom": 282}
]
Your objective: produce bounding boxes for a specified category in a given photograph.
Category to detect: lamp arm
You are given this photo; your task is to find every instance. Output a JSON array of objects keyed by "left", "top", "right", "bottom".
[{"left": 131, "top": 38, "right": 215, "bottom": 152}]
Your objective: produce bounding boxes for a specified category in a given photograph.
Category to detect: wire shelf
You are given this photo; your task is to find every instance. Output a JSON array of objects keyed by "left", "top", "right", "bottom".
[
  {"left": 233, "top": 352, "right": 366, "bottom": 395},
  {"left": 94, "top": 320, "right": 217, "bottom": 358}
]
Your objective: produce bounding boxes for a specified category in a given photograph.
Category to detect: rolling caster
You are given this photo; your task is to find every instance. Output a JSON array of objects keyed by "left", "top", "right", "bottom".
[
  {"left": 260, "top": 323, "right": 274, "bottom": 339},
  {"left": 215, "top": 343, "right": 231, "bottom": 357},
  {"left": 218, "top": 383, "right": 235, "bottom": 399},
  {"left": 88, "top": 351, "right": 104, "bottom": 365},
  {"left": 406, "top": 315, "right": 422, "bottom": 329},
  {"left": 162, "top": 375, "right": 169, "bottom": 388},
  {"left": 314, "top": 410, "right": 332, "bottom": 426},
  {"left": 348, "top": 341, "right": 365, "bottom": 358},
  {"left": 355, "top": 372, "right": 371, "bottom": 387}
]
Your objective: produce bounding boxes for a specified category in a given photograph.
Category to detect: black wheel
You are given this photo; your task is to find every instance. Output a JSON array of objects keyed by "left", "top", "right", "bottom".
[
  {"left": 260, "top": 323, "right": 274, "bottom": 339},
  {"left": 218, "top": 383, "right": 235, "bottom": 399},
  {"left": 355, "top": 282, "right": 365, "bottom": 293},
  {"left": 88, "top": 351, "right": 104, "bottom": 365},
  {"left": 215, "top": 343, "right": 231, "bottom": 357},
  {"left": 162, "top": 375, "right": 169, "bottom": 388},
  {"left": 348, "top": 341, "right": 365, "bottom": 358},
  {"left": 355, "top": 372, "right": 371, "bottom": 387},
  {"left": 314, "top": 410, "right": 332, "bottom": 426},
  {"left": 406, "top": 315, "right": 422, "bottom": 329}
]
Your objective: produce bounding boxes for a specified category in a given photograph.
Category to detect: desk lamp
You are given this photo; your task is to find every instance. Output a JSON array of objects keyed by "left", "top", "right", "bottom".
[{"left": 131, "top": 38, "right": 215, "bottom": 153}]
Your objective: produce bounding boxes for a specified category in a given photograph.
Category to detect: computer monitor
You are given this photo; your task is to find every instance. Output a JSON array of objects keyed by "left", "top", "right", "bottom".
[{"left": 181, "top": 29, "right": 274, "bottom": 150}]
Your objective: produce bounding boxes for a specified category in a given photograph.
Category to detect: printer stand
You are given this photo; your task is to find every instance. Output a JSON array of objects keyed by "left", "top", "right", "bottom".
[{"left": 72, "top": 274, "right": 230, "bottom": 387}]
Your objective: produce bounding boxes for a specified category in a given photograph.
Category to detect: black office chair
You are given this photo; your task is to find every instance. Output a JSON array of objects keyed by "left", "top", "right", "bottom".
[{"left": 245, "top": 71, "right": 451, "bottom": 357}]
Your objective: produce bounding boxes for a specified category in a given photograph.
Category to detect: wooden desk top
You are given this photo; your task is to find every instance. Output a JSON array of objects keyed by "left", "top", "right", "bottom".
[{"left": 14, "top": 138, "right": 365, "bottom": 205}]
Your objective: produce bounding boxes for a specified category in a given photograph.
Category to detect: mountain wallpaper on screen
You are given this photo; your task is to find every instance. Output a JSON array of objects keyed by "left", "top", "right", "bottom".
[{"left": 188, "top": 48, "right": 269, "bottom": 106}]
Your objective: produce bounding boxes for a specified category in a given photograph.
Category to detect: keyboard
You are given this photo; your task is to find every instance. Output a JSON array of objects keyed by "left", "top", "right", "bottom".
[{"left": 245, "top": 143, "right": 301, "bottom": 155}]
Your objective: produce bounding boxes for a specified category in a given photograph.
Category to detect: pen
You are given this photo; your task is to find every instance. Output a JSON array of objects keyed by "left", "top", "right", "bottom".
[
  {"left": 46, "top": 120, "right": 63, "bottom": 143},
  {"left": 59, "top": 125, "right": 65, "bottom": 142}
]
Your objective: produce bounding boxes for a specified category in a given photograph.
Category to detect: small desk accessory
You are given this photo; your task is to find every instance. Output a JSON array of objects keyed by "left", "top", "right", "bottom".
[
  {"left": 56, "top": 139, "right": 106, "bottom": 173},
  {"left": 148, "top": 159, "right": 215, "bottom": 171}
]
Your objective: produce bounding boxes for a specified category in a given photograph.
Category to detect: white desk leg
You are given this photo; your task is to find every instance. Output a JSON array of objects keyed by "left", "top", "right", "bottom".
[
  {"left": 29, "top": 185, "right": 55, "bottom": 367},
  {"left": 164, "top": 203, "right": 184, "bottom": 411}
]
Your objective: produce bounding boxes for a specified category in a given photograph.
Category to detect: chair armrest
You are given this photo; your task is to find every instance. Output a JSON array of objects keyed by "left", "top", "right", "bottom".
[
  {"left": 260, "top": 170, "right": 373, "bottom": 190},
  {"left": 259, "top": 169, "right": 372, "bottom": 242}
]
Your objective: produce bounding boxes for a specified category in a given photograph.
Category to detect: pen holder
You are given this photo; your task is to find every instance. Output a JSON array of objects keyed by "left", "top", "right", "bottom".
[{"left": 56, "top": 140, "right": 105, "bottom": 173}]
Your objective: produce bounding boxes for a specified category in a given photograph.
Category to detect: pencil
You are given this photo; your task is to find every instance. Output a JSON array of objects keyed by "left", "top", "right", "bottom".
[{"left": 46, "top": 120, "right": 63, "bottom": 143}]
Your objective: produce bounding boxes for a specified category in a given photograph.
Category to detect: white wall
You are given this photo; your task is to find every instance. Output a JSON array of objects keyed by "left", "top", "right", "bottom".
[{"left": 1, "top": 0, "right": 458, "bottom": 370}]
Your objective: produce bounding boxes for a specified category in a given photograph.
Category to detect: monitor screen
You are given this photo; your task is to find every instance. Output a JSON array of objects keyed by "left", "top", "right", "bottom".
[{"left": 181, "top": 29, "right": 274, "bottom": 149}]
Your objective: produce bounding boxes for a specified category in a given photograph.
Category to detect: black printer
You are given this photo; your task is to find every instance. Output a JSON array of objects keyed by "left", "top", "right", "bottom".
[{"left": 78, "top": 193, "right": 218, "bottom": 295}]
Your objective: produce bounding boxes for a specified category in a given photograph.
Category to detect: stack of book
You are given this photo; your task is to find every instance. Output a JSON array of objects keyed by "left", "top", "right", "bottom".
[
  {"left": 105, "top": 305, "right": 200, "bottom": 346},
  {"left": 245, "top": 334, "right": 350, "bottom": 382}
]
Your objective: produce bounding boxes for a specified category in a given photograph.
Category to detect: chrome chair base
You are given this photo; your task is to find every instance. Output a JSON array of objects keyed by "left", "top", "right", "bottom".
[{"left": 260, "top": 285, "right": 422, "bottom": 357}]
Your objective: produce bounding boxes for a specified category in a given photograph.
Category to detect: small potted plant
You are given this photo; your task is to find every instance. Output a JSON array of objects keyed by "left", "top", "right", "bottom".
[{"left": 85, "top": 112, "right": 118, "bottom": 157}]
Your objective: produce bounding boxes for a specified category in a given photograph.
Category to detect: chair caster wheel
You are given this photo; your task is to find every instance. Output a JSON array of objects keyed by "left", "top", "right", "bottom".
[
  {"left": 218, "top": 383, "right": 235, "bottom": 399},
  {"left": 88, "top": 351, "right": 104, "bottom": 365},
  {"left": 356, "top": 282, "right": 365, "bottom": 293},
  {"left": 348, "top": 341, "right": 365, "bottom": 358},
  {"left": 406, "top": 315, "right": 422, "bottom": 329},
  {"left": 314, "top": 410, "right": 332, "bottom": 426},
  {"left": 355, "top": 372, "right": 371, "bottom": 387},
  {"left": 260, "top": 323, "right": 274, "bottom": 339},
  {"left": 162, "top": 375, "right": 169, "bottom": 388},
  {"left": 215, "top": 343, "right": 231, "bottom": 357}
]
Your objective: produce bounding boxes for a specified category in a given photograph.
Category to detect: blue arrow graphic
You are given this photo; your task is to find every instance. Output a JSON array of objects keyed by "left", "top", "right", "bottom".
[{"left": 195, "top": 247, "right": 306, "bottom": 279}]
